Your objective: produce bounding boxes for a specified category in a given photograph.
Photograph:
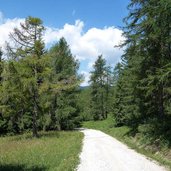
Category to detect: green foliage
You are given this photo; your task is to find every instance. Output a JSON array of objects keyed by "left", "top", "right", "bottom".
[
  {"left": 78, "top": 87, "right": 92, "bottom": 121},
  {"left": 0, "top": 18, "right": 81, "bottom": 136},
  {"left": 90, "top": 55, "right": 112, "bottom": 120},
  {"left": 111, "top": 0, "right": 171, "bottom": 159},
  {"left": 47, "top": 38, "right": 81, "bottom": 130}
]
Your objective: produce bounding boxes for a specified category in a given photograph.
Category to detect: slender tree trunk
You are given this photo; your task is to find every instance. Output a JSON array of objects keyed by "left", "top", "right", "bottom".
[
  {"left": 106, "top": 73, "right": 110, "bottom": 118},
  {"left": 33, "top": 94, "right": 38, "bottom": 137},
  {"left": 50, "top": 96, "right": 56, "bottom": 130},
  {"left": 55, "top": 95, "right": 62, "bottom": 131},
  {"left": 101, "top": 91, "right": 105, "bottom": 119},
  {"left": 158, "top": 83, "right": 164, "bottom": 119},
  {"left": 32, "top": 65, "right": 39, "bottom": 138},
  {"left": 50, "top": 94, "right": 61, "bottom": 130}
]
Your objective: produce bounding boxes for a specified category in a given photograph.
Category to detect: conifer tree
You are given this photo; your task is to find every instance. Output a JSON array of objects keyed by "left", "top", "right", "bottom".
[
  {"left": 6, "top": 17, "right": 45, "bottom": 137},
  {"left": 48, "top": 38, "right": 80, "bottom": 130},
  {"left": 113, "top": 0, "right": 171, "bottom": 140},
  {"left": 0, "top": 49, "right": 5, "bottom": 133},
  {"left": 0, "top": 17, "right": 82, "bottom": 135},
  {"left": 90, "top": 55, "right": 111, "bottom": 120}
]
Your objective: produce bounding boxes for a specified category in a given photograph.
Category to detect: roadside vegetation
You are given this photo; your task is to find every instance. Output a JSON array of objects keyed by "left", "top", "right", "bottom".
[
  {"left": 0, "top": 131, "right": 83, "bottom": 171},
  {"left": 83, "top": 117, "right": 171, "bottom": 170}
]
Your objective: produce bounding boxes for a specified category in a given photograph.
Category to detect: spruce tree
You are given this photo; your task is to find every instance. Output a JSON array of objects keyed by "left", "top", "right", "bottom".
[
  {"left": 90, "top": 55, "right": 111, "bottom": 120},
  {"left": 112, "top": 63, "right": 126, "bottom": 126},
  {"left": 113, "top": 0, "right": 171, "bottom": 141},
  {"left": 48, "top": 38, "right": 80, "bottom": 130}
]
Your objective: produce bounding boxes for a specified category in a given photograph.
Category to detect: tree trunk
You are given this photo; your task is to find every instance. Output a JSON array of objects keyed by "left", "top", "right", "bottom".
[
  {"left": 32, "top": 64, "right": 39, "bottom": 137},
  {"left": 33, "top": 102, "right": 38, "bottom": 137},
  {"left": 101, "top": 92, "right": 105, "bottom": 119},
  {"left": 158, "top": 83, "right": 164, "bottom": 119},
  {"left": 32, "top": 89, "right": 38, "bottom": 138}
]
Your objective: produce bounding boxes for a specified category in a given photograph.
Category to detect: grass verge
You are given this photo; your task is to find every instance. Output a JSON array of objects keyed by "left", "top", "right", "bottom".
[
  {"left": 0, "top": 131, "right": 83, "bottom": 171},
  {"left": 83, "top": 117, "right": 171, "bottom": 171}
]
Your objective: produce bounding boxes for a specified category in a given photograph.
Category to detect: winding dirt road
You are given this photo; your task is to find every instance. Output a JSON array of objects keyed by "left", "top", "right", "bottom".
[{"left": 77, "top": 129, "right": 167, "bottom": 171}]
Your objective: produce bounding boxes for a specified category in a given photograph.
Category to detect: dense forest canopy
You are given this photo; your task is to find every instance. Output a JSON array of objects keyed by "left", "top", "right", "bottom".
[{"left": 112, "top": 0, "right": 171, "bottom": 145}]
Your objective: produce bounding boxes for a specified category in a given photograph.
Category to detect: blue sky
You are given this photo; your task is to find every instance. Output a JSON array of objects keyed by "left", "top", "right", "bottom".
[
  {"left": 0, "top": 0, "right": 129, "bottom": 85},
  {"left": 1, "top": 0, "right": 129, "bottom": 28}
]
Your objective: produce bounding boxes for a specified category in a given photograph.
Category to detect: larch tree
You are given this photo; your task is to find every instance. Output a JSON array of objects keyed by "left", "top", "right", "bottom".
[{"left": 7, "top": 16, "right": 46, "bottom": 137}]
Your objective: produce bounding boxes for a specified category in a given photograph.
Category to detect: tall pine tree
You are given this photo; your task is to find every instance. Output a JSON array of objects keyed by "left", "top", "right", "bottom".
[
  {"left": 113, "top": 0, "right": 171, "bottom": 142},
  {"left": 90, "top": 55, "right": 111, "bottom": 120},
  {"left": 48, "top": 38, "right": 81, "bottom": 130}
]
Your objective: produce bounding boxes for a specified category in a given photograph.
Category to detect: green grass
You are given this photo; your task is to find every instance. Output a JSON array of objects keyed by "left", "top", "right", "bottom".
[
  {"left": 0, "top": 131, "right": 83, "bottom": 171},
  {"left": 83, "top": 117, "right": 171, "bottom": 171}
]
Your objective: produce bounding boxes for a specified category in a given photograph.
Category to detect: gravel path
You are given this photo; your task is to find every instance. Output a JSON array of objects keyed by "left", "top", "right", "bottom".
[{"left": 77, "top": 129, "right": 167, "bottom": 171}]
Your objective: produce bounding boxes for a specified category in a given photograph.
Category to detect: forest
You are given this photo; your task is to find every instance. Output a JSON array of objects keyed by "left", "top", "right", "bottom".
[{"left": 0, "top": 0, "right": 171, "bottom": 151}]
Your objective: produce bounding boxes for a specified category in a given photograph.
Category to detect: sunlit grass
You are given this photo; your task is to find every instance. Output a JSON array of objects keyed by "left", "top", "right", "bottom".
[{"left": 0, "top": 131, "right": 83, "bottom": 171}]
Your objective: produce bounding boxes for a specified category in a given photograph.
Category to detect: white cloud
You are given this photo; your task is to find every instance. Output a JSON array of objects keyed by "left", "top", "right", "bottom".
[
  {"left": 0, "top": 12, "right": 124, "bottom": 86},
  {"left": 44, "top": 20, "right": 84, "bottom": 48},
  {"left": 44, "top": 20, "right": 124, "bottom": 64},
  {"left": 88, "top": 61, "right": 94, "bottom": 70},
  {"left": 0, "top": 16, "right": 24, "bottom": 51},
  {"left": 44, "top": 20, "right": 124, "bottom": 85},
  {"left": 80, "top": 71, "right": 91, "bottom": 86}
]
